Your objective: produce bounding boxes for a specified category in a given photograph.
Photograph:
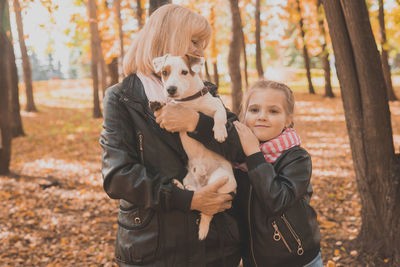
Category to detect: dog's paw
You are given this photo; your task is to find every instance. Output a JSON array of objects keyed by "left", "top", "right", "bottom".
[
  {"left": 185, "top": 184, "right": 196, "bottom": 191},
  {"left": 172, "top": 179, "right": 185, "bottom": 190},
  {"left": 198, "top": 225, "right": 210, "bottom": 240},
  {"left": 149, "top": 101, "right": 166, "bottom": 112},
  {"left": 213, "top": 125, "right": 227, "bottom": 143}
]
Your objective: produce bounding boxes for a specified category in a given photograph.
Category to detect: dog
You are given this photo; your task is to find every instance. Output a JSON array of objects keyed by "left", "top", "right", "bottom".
[{"left": 151, "top": 54, "right": 237, "bottom": 240}]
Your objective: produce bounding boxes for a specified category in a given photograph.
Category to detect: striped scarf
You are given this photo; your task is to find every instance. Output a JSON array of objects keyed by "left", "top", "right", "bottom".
[{"left": 234, "top": 128, "right": 301, "bottom": 172}]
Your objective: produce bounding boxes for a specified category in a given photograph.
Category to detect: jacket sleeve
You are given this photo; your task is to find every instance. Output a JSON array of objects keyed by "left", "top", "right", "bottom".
[
  {"left": 187, "top": 109, "right": 246, "bottom": 163},
  {"left": 99, "top": 88, "right": 193, "bottom": 212},
  {"left": 245, "top": 150, "right": 312, "bottom": 215}
]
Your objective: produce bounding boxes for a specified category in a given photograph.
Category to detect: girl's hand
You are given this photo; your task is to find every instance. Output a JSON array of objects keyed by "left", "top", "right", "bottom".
[
  {"left": 234, "top": 121, "right": 261, "bottom": 156},
  {"left": 154, "top": 103, "right": 199, "bottom": 132}
]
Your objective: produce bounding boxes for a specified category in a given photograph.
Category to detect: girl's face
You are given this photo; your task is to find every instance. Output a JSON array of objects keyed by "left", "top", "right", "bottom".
[
  {"left": 188, "top": 39, "right": 205, "bottom": 57},
  {"left": 244, "top": 88, "right": 293, "bottom": 142}
]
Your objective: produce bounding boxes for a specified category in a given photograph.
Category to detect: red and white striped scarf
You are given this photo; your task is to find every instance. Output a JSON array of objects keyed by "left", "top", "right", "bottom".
[{"left": 234, "top": 128, "right": 301, "bottom": 172}]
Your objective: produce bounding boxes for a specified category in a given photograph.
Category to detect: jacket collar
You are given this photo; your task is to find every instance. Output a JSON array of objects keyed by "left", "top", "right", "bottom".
[{"left": 120, "top": 74, "right": 150, "bottom": 107}]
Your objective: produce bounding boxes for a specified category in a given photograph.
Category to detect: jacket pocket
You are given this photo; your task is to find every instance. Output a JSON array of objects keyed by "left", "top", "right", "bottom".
[
  {"left": 115, "top": 201, "right": 160, "bottom": 264},
  {"left": 268, "top": 201, "right": 307, "bottom": 256},
  {"left": 269, "top": 200, "right": 313, "bottom": 257},
  {"left": 271, "top": 220, "right": 294, "bottom": 254},
  {"left": 280, "top": 214, "right": 304, "bottom": 256}
]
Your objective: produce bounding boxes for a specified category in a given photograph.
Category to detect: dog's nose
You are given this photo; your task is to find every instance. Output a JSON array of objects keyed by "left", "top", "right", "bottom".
[{"left": 167, "top": 86, "right": 177, "bottom": 96}]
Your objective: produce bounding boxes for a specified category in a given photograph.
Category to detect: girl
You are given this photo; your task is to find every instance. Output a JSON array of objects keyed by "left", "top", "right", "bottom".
[{"left": 233, "top": 80, "right": 323, "bottom": 267}]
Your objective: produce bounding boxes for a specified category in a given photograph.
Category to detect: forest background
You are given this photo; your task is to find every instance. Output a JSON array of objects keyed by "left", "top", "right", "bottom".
[{"left": 0, "top": 0, "right": 400, "bottom": 266}]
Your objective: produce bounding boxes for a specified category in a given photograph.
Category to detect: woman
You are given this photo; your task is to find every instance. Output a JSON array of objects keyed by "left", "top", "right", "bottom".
[{"left": 100, "top": 4, "right": 242, "bottom": 267}]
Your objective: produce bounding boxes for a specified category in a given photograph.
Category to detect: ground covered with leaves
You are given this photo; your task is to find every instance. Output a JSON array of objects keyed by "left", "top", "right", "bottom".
[{"left": 0, "top": 79, "right": 399, "bottom": 266}]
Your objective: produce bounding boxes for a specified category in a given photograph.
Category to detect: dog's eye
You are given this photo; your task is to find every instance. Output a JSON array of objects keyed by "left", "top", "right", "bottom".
[
  {"left": 162, "top": 71, "right": 168, "bottom": 76},
  {"left": 181, "top": 70, "right": 188, "bottom": 75}
]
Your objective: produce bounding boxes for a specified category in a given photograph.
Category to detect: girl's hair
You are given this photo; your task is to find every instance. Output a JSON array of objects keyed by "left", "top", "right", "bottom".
[
  {"left": 123, "top": 4, "right": 211, "bottom": 75},
  {"left": 239, "top": 80, "right": 295, "bottom": 126}
]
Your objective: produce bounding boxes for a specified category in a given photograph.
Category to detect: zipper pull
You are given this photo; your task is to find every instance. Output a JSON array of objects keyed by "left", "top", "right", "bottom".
[
  {"left": 297, "top": 245, "right": 304, "bottom": 256},
  {"left": 272, "top": 221, "right": 281, "bottom": 241},
  {"left": 137, "top": 132, "right": 144, "bottom": 164},
  {"left": 138, "top": 134, "right": 143, "bottom": 151}
]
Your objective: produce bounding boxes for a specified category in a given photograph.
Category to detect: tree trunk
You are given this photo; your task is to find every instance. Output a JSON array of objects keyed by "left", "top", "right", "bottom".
[
  {"left": 204, "top": 60, "right": 211, "bottom": 82},
  {"left": 97, "top": 0, "right": 108, "bottom": 98},
  {"left": 0, "top": 21, "right": 12, "bottom": 174},
  {"left": 87, "top": 0, "right": 102, "bottom": 118},
  {"left": 149, "top": 0, "right": 171, "bottom": 16},
  {"left": 241, "top": 28, "right": 248, "bottom": 89},
  {"left": 114, "top": 0, "right": 123, "bottom": 80},
  {"left": 213, "top": 62, "right": 219, "bottom": 88},
  {"left": 2, "top": 0, "right": 24, "bottom": 137},
  {"left": 136, "top": 0, "right": 144, "bottom": 29},
  {"left": 98, "top": 50, "right": 107, "bottom": 98},
  {"left": 296, "top": 0, "right": 315, "bottom": 94},
  {"left": 255, "top": 0, "right": 263, "bottom": 78},
  {"left": 323, "top": 0, "right": 400, "bottom": 264},
  {"left": 209, "top": 4, "right": 218, "bottom": 87},
  {"left": 108, "top": 57, "right": 119, "bottom": 87},
  {"left": 378, "top": 0, "right": 397, "bottom": 101},
  {"left": 13, "top": 0, "right": 37, "bottom": 112},
  {"left": 228, "top": 0, "right": 243, "bottom": 114},
  {"left": 7, "top": 39, "right": 25, "bottom": 137},
  {"left": 317, "top": 0, "right": 334, "bottom": 98}
]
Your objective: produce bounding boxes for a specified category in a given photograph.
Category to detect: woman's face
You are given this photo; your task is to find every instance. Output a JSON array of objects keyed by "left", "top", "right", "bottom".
[{"left": 188, "top": 39, "right": 205, "bottom": 57}]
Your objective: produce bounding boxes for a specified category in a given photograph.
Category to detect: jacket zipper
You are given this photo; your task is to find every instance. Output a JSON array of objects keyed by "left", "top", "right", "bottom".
[
  {"left": 271, "top": 221, "right": 293, "bottom": 253},
  {"left": 248, "top": 185, "right": 259, "bottom": 267},
  {"left": 137, "top": 131, "right": 144, "bottom": 164},
  {"left": 281, "top": 214, "right": 304, "bottom": 256}
]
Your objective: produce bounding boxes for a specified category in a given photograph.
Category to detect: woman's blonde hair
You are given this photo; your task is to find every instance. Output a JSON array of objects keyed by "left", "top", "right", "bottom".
[
  {"left": 239, "top": 80, "right": 295, "bottom": 126},
  {"left": 123, "top": 4, "right": 212, "bottom": 75}
]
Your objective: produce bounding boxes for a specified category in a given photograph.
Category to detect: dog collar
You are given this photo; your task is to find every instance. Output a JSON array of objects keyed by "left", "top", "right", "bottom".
[{"left": 175, "top": 87, "right": 209, "bottom": 102}]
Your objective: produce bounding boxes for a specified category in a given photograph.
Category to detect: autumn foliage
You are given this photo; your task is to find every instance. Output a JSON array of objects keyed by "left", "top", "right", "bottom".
[{"left": 2, "top": 0, "right": 400, "bottom": 265}]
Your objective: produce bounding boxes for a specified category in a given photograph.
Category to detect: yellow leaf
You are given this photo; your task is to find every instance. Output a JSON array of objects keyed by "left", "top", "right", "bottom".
[
  {"left": 321, "top": 220, "right": 337, "bottom": 229},
  {"left": 334, "top": 249, "right": 340, "bottom": 256}
]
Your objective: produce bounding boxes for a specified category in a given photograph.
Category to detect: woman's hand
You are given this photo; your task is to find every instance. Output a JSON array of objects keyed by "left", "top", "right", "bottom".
[
  {"left": 154, "top": 103, "right": 199, "bottom": 132},
  {"left": 190, "top": 177, "right": 233, "bottom": 216},
  {"left": 234, "top": 121, "right": 261, "bottom": 156}
]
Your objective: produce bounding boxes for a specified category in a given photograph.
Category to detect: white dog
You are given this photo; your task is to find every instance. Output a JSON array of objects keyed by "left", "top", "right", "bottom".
[{"left": 151, "top": 54, "right": 237, "bottom": 240}]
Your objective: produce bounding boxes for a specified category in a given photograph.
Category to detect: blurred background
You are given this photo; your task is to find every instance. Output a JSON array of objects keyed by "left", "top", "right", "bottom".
[{"left": 0, "top": 0, "right": 399, "bottom": 266}]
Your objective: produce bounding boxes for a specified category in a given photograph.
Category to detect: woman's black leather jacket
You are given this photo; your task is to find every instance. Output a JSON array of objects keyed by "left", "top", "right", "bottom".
[{"left": 100, "top": 74, "right": 243, "bottom": 266}]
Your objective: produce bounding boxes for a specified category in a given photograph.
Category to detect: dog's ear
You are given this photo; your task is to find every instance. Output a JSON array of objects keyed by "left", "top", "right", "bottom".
[
  {"left": 190, "top": 57, "right": 205, "bottom": 74},
  {"left": 152, "top": 54, "right": 169, "bottom": 74},
  {"left": 186, "top": 55, "right": 205, "bottom": 74}
]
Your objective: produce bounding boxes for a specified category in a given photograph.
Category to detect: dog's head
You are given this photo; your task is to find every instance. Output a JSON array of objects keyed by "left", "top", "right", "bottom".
[{"left": 152, "top": 54, "right": 205, "bottom": 99}]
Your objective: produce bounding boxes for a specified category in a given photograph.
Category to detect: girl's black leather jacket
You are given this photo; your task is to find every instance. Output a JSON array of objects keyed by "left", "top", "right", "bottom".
[
  {"left": 100, "top": 74, "right": 243, "bottom": 266},
  {"left": 234, "top": 147, "right": 321, "bottom": 267},
  {"left": 189, "top": 110, "right": 322, "bottom": 267}
]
